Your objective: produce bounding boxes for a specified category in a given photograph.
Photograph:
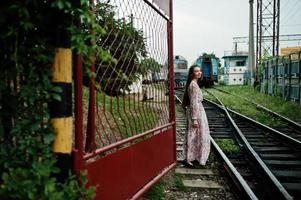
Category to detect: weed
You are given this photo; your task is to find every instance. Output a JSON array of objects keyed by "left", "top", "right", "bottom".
[
  {"left": 174, "top": 174, "right": 186, "bottom": 191},
  {"left": 209, "top": 85, "right": 301, "bottom": 125},
  {"left": 144, "top": 182, "right": 165, "bottom": 200},
  {"left": 215, "top": 139, "right": 240, "bottom": 154}
]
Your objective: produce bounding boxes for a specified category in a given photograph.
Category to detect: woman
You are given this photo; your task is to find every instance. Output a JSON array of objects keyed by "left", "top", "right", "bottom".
[{"left": 182, "top": 65, "right": 210, "bottom": 166}]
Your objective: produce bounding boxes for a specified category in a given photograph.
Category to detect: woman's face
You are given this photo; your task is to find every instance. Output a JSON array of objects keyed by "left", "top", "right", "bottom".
[{"left": 193, "top": 67, "right": 202, "bottom": 79}]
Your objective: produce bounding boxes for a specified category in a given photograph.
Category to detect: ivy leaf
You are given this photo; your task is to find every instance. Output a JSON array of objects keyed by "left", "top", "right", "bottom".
[
  {"left": 52, "top": 94, "right": 62, "bottom": 101},
  {"left": 44, "top": 133, "right": 54, "bottom": 145},
  {"left": 51, "top": 86, "right": 63, "bottom": 93},
  {"left": 57, "top": 1, "right": 64, "bottom": 9}
]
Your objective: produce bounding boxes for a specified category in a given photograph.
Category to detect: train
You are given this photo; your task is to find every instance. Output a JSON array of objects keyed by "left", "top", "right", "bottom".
[
  {"left": 174, "top": 55, "right": 189, "bottom": 88},
  {"left": 193, "top": 55, "right": 219, "bottom": 87},
  {"left": 174, "top": 54, "right": 220, "bottom": 88}
]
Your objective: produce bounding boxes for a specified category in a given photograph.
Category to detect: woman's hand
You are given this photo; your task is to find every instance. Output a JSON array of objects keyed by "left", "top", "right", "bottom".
[{"left": 192, "top": 119, "right": 199, "bottom": 128}]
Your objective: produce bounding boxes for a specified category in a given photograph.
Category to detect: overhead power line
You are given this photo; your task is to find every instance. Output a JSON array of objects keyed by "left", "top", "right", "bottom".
[{"left": 234, "top": 34, "right": 301, "bottom": 43}]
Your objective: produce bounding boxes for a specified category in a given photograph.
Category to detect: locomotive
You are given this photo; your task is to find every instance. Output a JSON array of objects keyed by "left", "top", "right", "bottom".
[
  {"left": 174, "top": 55, "right": 188, "bottom": 88},
  {"left": 193, "top": 55, "right": 219, "bottom": 87}
]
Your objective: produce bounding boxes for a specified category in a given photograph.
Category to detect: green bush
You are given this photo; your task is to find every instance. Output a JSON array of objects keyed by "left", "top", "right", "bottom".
[{"left": 0, "top": 1, "right": 105, "bottom": 199}]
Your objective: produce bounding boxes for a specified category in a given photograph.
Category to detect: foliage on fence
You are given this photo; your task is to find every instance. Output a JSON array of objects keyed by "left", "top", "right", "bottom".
[
  {"left": 92, "top": 3, "right": 145, "bottom": 95},
  {"left": 0, "top": 0, "right": 118, "bottom": 198},
  {"left": 79, "top": 0, "right": 170, "bottom": 150}
]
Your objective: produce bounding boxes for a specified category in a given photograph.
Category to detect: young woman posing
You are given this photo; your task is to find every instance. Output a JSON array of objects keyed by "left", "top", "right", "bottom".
[{"left": 182, "top": 65, "right": 210, "bottom": 166}]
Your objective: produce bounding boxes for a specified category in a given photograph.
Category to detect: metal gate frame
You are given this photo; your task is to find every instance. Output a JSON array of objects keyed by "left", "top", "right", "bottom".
[{"left": 73, "top": 1, "right": 176, "bottom": 199}]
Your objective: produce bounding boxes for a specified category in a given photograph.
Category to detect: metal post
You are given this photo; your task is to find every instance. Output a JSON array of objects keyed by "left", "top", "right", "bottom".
[
  {"left": 74, "top": 54, "right": 85, "bottom": 174},
  {"left": 249, "top": 0, "right": 255, "bottom": 85},
  {"left": 49, "top": 7, "right": 72, "bottom": 181},
  {"left": 273, "top": 0, "right": 276, "bottom": 56},
  {"left": 282, "top": 57, "right": 285, "bottom": 99},
  {"left": 85, "top": 0, "right": 96, "bottom": 152},
  {"left": 168, "top": 0, "right": 176, "bottom": 162},
  {"left": 288, "top": 54, "right": 292, "bottom": 100},
  {"left": 256, "top": 0, "right": 260, "bottom": 74},
  {"left": 276, "top": 0, "right": 280, "bottom": 56},
  {"left": 298, "top": 51, "right": 301, "bottom": 105}
]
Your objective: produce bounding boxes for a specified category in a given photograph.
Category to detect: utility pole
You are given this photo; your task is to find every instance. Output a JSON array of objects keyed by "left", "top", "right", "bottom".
[
  {"left": 249, "top": 0, "right": 255, "bottom": 85},
  {"left": 256, "top": 0, "right": 280, "bottom": 80}
]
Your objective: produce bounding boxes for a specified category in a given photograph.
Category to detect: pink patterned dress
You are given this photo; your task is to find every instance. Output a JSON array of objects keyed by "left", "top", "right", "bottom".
[{"left": 184, "top": 81, "right": 210, "bottom": 165}]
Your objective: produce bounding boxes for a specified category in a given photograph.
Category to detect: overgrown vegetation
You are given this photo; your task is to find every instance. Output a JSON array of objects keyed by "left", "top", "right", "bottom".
[
  {"left": 91, "top": 4, "right": 164, "bottom": 96},
  {"left": 142, "top": 172, "right": 187, "bottom": 200},
  {"left": 0, "top": 1, "right": 115, "bottom": 199},
  {"left": 174, "top": 174, "right": 186, "bottom": 191},
  {"left": 213, "top": 85, "right": 301, "bottom": 123},
  {"left": 204, "top": 87, "right": 295, "bottom": 127},
  {"left": 215, "top": 139, "right": 240, "bottom": 154},
  {"left": 143, "top": 181, "right": 165, "bottom": 200}
]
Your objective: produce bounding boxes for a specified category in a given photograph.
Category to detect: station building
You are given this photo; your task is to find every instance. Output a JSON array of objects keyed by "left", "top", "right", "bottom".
[{"left": 221, "top": 51, "right": 249, "bottom": 85}]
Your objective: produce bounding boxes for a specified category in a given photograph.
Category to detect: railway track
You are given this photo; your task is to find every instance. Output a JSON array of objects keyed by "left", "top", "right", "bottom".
[
  {"left": 174, "top": 89, "right": 255, "bottom": 200},
  {"left": 211, "top": 87, "right": 301, "bottom": 142},
  {"left": 175, "top": 88, "right": 301, "bottom": 199}
]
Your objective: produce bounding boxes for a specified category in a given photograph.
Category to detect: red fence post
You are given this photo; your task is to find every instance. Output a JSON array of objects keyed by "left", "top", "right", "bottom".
[
  {"left": 85, "top": 0, "right": 97, "bottom": 152},
  {"left": 85, "top": 53, "right": 96, "bottom": 152},
  {"left": 74, "top": 54, "right": 85, "bottom": 173},
  {"left": 168, "top": 0, "right": 176, "bottom": 161}
]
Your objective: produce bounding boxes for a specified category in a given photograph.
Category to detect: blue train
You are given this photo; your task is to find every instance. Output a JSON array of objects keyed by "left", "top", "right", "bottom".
[
  {"left": 174, "top": 55, "right": 188, "bottom": 88},
  {"left": 193, "top": 55, "right": 219, "bottom": 87}
]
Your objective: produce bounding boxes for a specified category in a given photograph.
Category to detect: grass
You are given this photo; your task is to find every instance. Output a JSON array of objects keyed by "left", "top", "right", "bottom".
[
  {"left": 204, "top": 87, "right": 293, "bottom": 127},
  {"left": 152, "top": 82, "right": 168, "bottom": 92},
  {"left": 215, "top": 85, "right": 301, "bottom": 122},
  {"left": 143, "top": 181, "right": 165, "bottom": 200},
  {"left": 82, "top": 87, "right": 160, "bottom": 140},
  {"left": 142, "top": 171, "right": 186, "bottom": 200},
  {"left": 215, "top": 139, "right": 240, "bottom": 154},
  {"left": 174, "top": 174, "right": 186, "bottom": 191}
]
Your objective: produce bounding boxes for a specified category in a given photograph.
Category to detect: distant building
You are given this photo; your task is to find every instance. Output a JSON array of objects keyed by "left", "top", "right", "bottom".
[
  {"left": 222, "top": 51, "right": 248, "bottom": 85},
  {"left": 281, "top": 46, "right": 301, "bottom": 59}
]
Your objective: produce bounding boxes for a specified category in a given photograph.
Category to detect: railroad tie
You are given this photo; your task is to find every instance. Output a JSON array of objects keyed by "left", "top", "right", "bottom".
[
  {"left": 182, "top": 180, "right": 223, "bottom": 189},
  {"left": 175, "top": 168, "right": 214, "bottom": 175}
]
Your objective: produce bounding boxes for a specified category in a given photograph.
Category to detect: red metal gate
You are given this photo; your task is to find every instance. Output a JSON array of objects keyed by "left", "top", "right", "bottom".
[{"left": 73, "top": 1, "right": 176, "bottom": 199}]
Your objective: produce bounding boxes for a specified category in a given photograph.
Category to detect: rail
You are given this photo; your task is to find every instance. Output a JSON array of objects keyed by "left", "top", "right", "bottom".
[
  {"left": 212, "top": 87, "right": 301, "bottom": 130},
  {"left": 204, "top": 90, "right": 293, "bottom": 200},
  {"left": 174, "top": 91, "right": 258, "bottom": 200}
]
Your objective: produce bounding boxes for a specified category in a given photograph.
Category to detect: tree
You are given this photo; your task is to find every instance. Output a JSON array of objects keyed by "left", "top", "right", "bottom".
[
  {"left": 92, "top": 3, "right": 148, "bottom": 96},
  {"left": 140, "top": 58, "right": 163, "bottom": 74}
]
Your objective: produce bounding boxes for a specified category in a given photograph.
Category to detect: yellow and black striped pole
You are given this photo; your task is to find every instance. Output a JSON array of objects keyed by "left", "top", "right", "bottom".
[{"left": 49, "top": 8, "right": 72, "bottom": 181}]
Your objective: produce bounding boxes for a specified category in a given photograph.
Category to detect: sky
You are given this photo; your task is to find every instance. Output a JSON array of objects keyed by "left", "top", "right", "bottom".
[{"left": 173, "top": 0, "right": 301, "bottom": 65}]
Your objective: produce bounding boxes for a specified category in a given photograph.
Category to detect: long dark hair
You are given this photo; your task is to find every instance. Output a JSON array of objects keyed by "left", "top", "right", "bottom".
[{"left": 182, "top": 65, "right": 202, "bottom": 109}]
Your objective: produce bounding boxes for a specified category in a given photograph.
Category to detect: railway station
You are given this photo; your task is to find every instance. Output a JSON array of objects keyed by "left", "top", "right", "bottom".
[{"left": 1, "top": 0, "right": 301, "bottom": 200}]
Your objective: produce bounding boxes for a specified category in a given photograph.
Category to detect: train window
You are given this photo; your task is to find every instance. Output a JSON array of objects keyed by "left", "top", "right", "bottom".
[
  {"left": 177, "top": 63, "right": 187, "bottom": 69},
  {"left": 239, "top": 78, "right": 242, "bottom": 81},
  {"left": 233, "top": 78, "right": 236, "bottom": 81},
  {"left": 233, "top": 68, "right": 236, "bottom": 71},
  {"left": 175, "top": 56, "right": 179, "bottom": 59},
  {"left": 239, "top": 68, "right": 242, "bottom": 71},
  {"left": 236, "top": 61, "right": 246, "bottom": 66}
]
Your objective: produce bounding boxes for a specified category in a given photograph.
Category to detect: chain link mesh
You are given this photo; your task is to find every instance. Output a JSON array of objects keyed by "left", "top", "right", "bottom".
[{"left": 83, "top": 0, "right": 171, "bottom": 151}]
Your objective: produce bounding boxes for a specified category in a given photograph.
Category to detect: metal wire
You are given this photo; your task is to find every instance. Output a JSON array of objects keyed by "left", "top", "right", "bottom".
[{"left": 82, "top": 0, "right": 171, "bottom": 151}]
